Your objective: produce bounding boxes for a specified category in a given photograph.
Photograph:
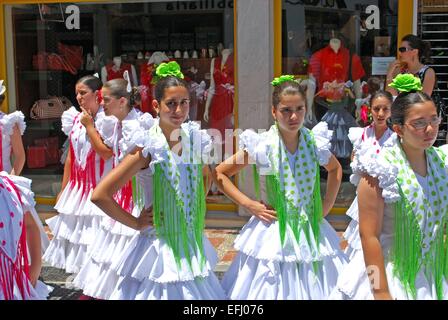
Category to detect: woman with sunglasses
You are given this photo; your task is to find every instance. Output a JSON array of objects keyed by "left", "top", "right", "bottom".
[
  {"left": 386, "top": 34, "right": 436, "bottom": 98},
  {"left": 346, "top": 74, "right": 448, "bottom": 300}
]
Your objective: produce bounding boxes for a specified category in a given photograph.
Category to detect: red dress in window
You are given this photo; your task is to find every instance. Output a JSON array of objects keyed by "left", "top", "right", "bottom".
[
  {"left": 209, "top": 53, "right": 234, "bottom": 141},
  {"left": 307, "top": 45, "right": 365, "bottom": 158},
  {"left": 105, "top": 63, "right": 135, "bottom": 83},
  {"left": 308, "top": 45, "right": 365, "bottom": 95},
  {"left": 140, "top": 63, "right": 157, "bottom": 117}
]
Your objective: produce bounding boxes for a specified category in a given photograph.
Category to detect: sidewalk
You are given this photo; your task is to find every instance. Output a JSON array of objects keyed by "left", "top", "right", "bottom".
[{"left": 40, "top": 217, "right": 349, "bottom": 299}]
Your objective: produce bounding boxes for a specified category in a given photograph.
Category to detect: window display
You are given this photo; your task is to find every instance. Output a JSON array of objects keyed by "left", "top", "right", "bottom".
[
  {"left": 282, "top": 0, "right": 399, "bottom": 207},
  {"left": 6, "top": 1, "right": 235, "bottom": 202}
]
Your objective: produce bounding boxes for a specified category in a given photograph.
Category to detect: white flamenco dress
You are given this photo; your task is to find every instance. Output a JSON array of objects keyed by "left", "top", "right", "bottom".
[
  {"left": 73, "top": 111, "right": 156, "bottom": 298},
  {"left": 222, "top": 122, "right": 348, "bottom": 300},
  {"left": 43, "top": 107, "right": 114, "bottom": 274}
]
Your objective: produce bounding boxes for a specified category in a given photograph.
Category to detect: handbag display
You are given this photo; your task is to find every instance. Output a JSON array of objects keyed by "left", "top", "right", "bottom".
[{"left": 30, "top": 96, "right": 72, "bottom": 120}]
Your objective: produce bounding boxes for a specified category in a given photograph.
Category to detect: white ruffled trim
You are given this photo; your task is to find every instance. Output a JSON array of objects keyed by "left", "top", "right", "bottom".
[
  {"left": 61, "top": 106, "right": 79, "bottom": 136},
  {"left": 349, "top": 132, "right": 397, "bottom": 186},
  {"left": 138, "top": 112, "right": 157, "bottom": 130},
  {"left": 233, "top": 216, "right": 346, "bottom": 263},
  {"left": 353, "top": 147, "right": 400, "bottom": 203},
  {"left": 120, "top": 115, "right": 157, "bottom": 160},
  {"left": 96, "top": 115, "right": 118, "bottom": 148},
  {"left": 239, "top": 129, "right": 273, "bottom": 173},
  {"left": 136, "top": 121, "right": 211, "bottom": 173},
  {"left": 348, "top": 127, "right": 364, "bottom": 147},
  {"left": 0, "top": 111, "right": 26, "bottom": 136},
  {"left": 311, "top": 121, "right": 333, "bottom": 166},
  {"left": 109, "top": 229, "right": 219, "bottom": 283},
  {"left": 239, "top": 129, "right": 260, "bottom": 157}
]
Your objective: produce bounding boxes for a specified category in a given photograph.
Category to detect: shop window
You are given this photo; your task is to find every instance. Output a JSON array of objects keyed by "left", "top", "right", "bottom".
[
  {"left": 282, "top": 0, "right": 398, "bottom": 207},
  {"left": 6, "top": 1, "right": 235, "bottom": 203}
]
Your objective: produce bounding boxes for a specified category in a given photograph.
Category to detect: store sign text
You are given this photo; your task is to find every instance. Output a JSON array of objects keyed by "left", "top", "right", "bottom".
[
  {"left": 65, "top": 5, "right": 80, "bottom": 30},
  {"left": 167, "top": 0, "right": 233, "bottom": 11}
]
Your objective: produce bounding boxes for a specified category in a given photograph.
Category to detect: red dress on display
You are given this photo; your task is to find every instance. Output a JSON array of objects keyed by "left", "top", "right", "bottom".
[
  {"left": 105, "top": 63, "right": 135, "bottom": 84},
  {"left": 209, "top": 53, "right": 234, "bottom": 140},
  {"left": 140, "top": 63, "right": 158, "bottom": 117},
  {"left": 307, "top": 45, "right": 366, "bottom": 158},
  {"left": 308, "top": 45, "right": 365, "bottom": 94}
]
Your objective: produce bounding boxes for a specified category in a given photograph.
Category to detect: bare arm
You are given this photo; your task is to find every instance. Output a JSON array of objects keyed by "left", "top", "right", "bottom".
[
  {"left": 57, "top": 149, "right": 72, "bottom": 202},
  {"left": 321, "top": 155, "right": 342, "bottom": 216},
  {"left": 25, "top": 212, "right": 42, "bottom": 287},
  {"left": 213, "top": 150, "right": 276, "bottom": 223},
  {"left": 9, "top": 124, "right": 25, "bottom": 175},
  {"left": 385, "top": 59, "right": 401, "bottom": 96},
  {"left": 422, "top": 68, "right": 436, "bottom": 96},
  {"left": 203, "top": 165, "right": 213, "bottom": 195},
  {"left": 358, "top": 175, "right": 391, "bottom": 300},
  {"left": 91, "top": 148, "right": 151, "bottom": 230}
]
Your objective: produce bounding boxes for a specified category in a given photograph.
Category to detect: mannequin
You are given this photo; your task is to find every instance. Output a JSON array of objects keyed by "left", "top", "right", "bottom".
[
  {"left": 203, "top": 48, "right": 234, "bottom": 129},
  {"left": 204, "top": 47, "right": 234, "bottom": 196},
  {"left": 306, "top": 33, "right": 365, "bottom": 159},
  {"left": 140, "top": 51, "right": 170, "bottom": 116},
  {"left": 101, "top": 56, "right": 138, "bottom": 86}
]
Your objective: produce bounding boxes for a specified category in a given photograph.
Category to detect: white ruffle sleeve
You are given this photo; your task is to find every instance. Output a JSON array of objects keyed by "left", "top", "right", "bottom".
[
  {"left": 311, "top": 121, "right": 333, "bottom": 166},
  {"left": 134, "top": 129, "right": 165, "bottom": 174},
  {"left": 239, "top": 129, "right": 273, "bottom": 174},
  {"left": 354, "top": 148, "right": 400, "bottom": 203},
  {"left": 1, "top": 111, "right": 26, "bottom": 136},
  {"left": 61, "top": 107, "right": 79, "bottom": 136},
  {"left": 348, "top": 127, "right": 364, "bottom": 148},
  {"left": 96, "top": 115, "right": 119, "bottom": 148}
]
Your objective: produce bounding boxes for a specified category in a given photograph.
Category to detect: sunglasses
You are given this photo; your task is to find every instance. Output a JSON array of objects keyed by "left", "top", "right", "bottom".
[{"left": 398, "top": 46, "right": 414, "bottom": 53}]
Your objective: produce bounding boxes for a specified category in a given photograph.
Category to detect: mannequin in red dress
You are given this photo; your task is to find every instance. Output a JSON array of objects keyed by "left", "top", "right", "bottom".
[
  {"left": 305, "top": 36, "right": 365, "bottom": 159},
  {"left": 101, "top": 56, "right": 137, "bottom": 87},
  {"left": 140, "top": 52, "right": 169, "bottom": 117},
  {"left": 203, "top": 48, "right": 234, "bottom": 160}
]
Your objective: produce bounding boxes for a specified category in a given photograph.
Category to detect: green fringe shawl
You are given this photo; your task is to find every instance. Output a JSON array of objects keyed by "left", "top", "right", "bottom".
[
  {"left": 393, "top": 190, "right": 448, "bottom": 299},
  {"left": 252, "top": 131, "right": 323, "bottom": 254},
  {"left": 391, "top": 148, "right": 448, "bottom": 300},
  {"left": 152, "top": 163, "right": 207, "bottom": 272}
]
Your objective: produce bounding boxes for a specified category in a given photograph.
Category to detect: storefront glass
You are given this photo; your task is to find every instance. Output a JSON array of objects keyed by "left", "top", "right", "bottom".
[
  {"left": 5, "top": 1, "right": 235, "bottom": 202},
  {"left": 282, "top": 0, "right": 398, "bottom": 207}
]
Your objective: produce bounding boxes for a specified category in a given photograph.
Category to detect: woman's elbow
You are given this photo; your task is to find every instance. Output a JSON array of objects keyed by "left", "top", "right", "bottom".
[
  {"left": 91, "top": 188, "right": 105, "bottom": 205},
  {"left": 99, "top": 150, "right": 114, "bottom": 161}
]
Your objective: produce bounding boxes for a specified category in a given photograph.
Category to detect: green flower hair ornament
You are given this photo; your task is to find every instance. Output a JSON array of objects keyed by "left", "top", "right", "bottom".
[
  {"left": 389, "top": 74, "right": 422, "bottom": 93},
  {"left": 155, "top": 61, "right": 184, "bottom": 80},
  {"left": 271, "top": 75, "right": 297, "bottom": 87}
]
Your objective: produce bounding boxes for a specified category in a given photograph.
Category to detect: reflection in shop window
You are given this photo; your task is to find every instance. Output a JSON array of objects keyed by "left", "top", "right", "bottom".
[
  {"left": 6, "top": 1, "right": 234, "bottom": 203},
  {"left": 282, "top": 0, "right": 398, "bottom": 207}
]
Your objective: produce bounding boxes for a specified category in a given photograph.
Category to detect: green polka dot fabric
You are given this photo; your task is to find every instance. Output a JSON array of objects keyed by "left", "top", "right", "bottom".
[
  {"left": 266, "top": 125, "right": 319, "bottom": 222},
  {"left": 386, "top": 145, "right": 448, "bottom": 257}
]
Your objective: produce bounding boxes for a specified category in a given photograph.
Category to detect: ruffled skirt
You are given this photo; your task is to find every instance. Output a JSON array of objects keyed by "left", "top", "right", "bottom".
[
  {"left": 222, "top": 217, "right": 348, "bottom": 300},
  {"left": 321, "top": 107, "right": 358, "bottom": 158},
  {"left": 43, "top": 183, "right": 105, "bottom": 274},
  {"left": 331, "top": 242, "right": 448, "bottom": 300},
  {"left": 76, "top": 227, "right": 226, "bottom": 300},
  {"left": 72, "top": 209, "right": 139, "bottom": 298}
]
